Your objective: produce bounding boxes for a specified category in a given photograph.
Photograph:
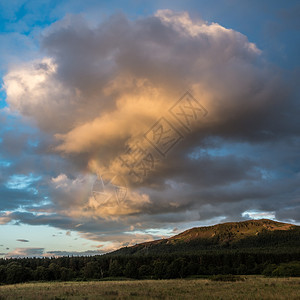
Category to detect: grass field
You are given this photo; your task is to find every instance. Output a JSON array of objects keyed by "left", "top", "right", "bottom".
[{"left": 0, "top": 276, "right": 299, "bottom": 299}]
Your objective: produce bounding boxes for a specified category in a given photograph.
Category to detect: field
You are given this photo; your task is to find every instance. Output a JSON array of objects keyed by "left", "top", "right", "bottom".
[{"left": 0, "top": 276, "right": 299, "bottom": 299}]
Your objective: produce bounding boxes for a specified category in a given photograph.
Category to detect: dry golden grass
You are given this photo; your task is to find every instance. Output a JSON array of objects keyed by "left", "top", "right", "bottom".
[{"left": 0, "top": 276, "right": 299, "bottom": 299}]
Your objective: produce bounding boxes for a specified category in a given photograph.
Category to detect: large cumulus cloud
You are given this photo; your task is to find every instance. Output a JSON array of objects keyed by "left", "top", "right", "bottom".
[{"left": 1, "top": 10, "right": 300, "bottom": 251}]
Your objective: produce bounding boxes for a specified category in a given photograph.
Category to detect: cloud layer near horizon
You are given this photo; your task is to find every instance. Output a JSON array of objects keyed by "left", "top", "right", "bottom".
[{"left": 1, "top": 9, "right": 300, "bottom": 254}]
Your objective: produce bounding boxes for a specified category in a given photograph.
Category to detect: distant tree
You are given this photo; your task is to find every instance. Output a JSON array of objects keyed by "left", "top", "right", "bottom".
[
  {"left": 262, "top": 264, "right": 277, "bottom": 276},
  {"left": 34, "top": 266, "right": 49, "bottom": 281},
  {"left": 272, "top": 261, "right": 300, "bottom": 277},
  {"left": 6, "top": 262, "right": 31, "bottom": 284},
  {"left": 83, "top": 261, "right": 99, "bottom": 279},
  {"left": 138, "top": 264, "right": 152, "bottom": 278},
  {"left": 236, "top": 264, "right": 248, "bottom": 275},
  {"left": 153, "top": 260, "right": 167, "bottom": 279},
  {"left": 0, "top": 265, "right": 6, "bottom": 283},
  {"left": 166, "top": 258, "right": 187, "bottom": 278},
  {"left": 60, "top": 267, "right": 74, "bottom": 281},
  {"left": 48, "top": 263, "right": 61, "bottom": 280},
  {"left": 108, "top": 259, "right": 122, "bottom": 277},
  {"left": 124, "top": 260, "right": 138, "bottom": 278},
  {"left": 186, "top": 261, "right": 197, "bottom": 276}
]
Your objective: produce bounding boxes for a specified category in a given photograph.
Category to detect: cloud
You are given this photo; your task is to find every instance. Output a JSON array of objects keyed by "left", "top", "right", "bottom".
[
  {"left": 5, "top": 247, "right": 44, "bottom": 258},
  {"left": 16, "top": 239, "right": 29, "bottom": 242},
  {"left": 3, "top": 11, "right": 276, "bottom": 174},
  {"left": 3, "top": 247, "right": 108, "bottom": 258},
  {"left": 1, "top": 9, "right": 300, "bottom": 248},
  {"left": 0, "top": 107, "right": 75, "bottom": 215},
  {"left": 43, "top": 249, "right": 105, "bottom": 257}
]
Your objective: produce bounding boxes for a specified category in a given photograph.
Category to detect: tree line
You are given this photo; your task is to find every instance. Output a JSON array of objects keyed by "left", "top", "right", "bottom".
[{"left": 0, "top": 250, "right": 299, "bottom": 284}]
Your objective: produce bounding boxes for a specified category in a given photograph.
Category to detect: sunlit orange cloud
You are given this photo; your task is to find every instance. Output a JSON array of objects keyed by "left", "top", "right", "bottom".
[{"left": 61, "top": 193, "right": 151, "bottom": 220}]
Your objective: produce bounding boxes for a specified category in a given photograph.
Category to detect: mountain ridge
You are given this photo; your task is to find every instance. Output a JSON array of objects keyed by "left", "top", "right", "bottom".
[{"left": 110, "top": 219, "right": 300, "bottom": 255}]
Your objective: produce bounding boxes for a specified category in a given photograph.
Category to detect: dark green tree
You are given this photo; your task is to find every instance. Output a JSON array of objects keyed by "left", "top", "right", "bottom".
[
  {"left": 124, "top": 260, "right": 137, "bottom": 278},
  {"left": 108, "top": 259, "right": 122, "bottom": 277}
]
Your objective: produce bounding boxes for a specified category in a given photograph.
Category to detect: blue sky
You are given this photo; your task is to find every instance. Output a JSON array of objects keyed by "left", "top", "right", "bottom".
[{"left": 0, "top": 0, "right": 299, "bottom": 258}]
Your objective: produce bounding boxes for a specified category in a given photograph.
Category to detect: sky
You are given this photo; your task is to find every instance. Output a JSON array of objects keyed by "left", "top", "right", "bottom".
[{"left": 0, "top": 0, "right": 299, "bottom": 258}]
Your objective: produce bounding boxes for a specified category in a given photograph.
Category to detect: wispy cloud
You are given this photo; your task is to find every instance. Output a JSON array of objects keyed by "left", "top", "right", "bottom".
[
  {"left": 5, "top": 247, "right": 44, "bottom": 258},
  {"left": 3, "top": 247, "right": 108, "bottom": 258}
]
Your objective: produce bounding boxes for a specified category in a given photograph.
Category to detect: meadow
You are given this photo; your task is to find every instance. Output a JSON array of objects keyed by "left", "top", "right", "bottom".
[{"left": 0, "top": 276, "right": 299, "bottom": 300}]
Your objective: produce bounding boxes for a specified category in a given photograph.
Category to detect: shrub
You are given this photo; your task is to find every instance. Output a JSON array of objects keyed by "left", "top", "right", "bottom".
[{"left": 272, "top": 261, "right": 300, "bottom": 277}]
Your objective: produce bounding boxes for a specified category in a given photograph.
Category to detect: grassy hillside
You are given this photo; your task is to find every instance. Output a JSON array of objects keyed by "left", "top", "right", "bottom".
[{"left": 110, "top": 219, "right": 300, "bottom": 255}]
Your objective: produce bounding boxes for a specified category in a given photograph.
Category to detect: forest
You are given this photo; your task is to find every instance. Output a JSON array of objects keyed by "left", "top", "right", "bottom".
[{"left": 0, "top": 250, "right": 299, "bottom": 284}]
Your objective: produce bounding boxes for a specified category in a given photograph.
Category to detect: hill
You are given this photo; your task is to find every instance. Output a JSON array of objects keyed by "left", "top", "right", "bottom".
[
  {"left": 110, "top": 219, "right": 300, "bottom": 255},
  {"left": 0, "top": 219, "right": 299, "bottom": 284}
]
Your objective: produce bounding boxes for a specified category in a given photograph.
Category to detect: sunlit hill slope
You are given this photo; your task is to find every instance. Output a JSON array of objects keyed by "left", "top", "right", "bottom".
[{"left": 110, "top": 219, "right": 300, "bottom": 255}]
